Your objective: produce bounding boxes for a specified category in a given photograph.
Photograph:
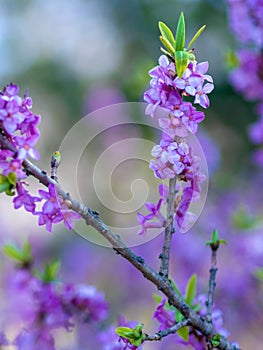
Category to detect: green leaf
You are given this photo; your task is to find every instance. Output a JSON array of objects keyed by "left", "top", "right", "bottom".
[
  {"left": 0, "top": 175, "right": 10, "bottom": 193},
  {"left": 253, "top": 267, "right": 263, "bottom": 281},
  {"left": 185, "top": 274, "right": 197, "bottom": 307},
  {"left": 22, "top": 242, "right": 32, "bottom": 262},
  {"left": 0, "top": 173, "right": 17, "bottom": 195},
  {"left": 177, "top": 326, "right": 189, "bottom": 342},
  {"left": 116, "top": 326, "right": 134, "bottom": 337},
  {"left": 175, "top": 12, "right": 185, "bottom": 52},
  {"left": 158, "top": 21, "right": 175, "bottom": 47},
  {"left": 192, "top": 301, "right": 202, "bottom": 312},
  {"left": 175, "top": 309, "right": 183, "bottom": 322},
  {"left": 3, "top": 244, "right": 25, "bottom": 262},
  {"left": 187, "top": 25, "right": 206, "bottom": 50},
  {"left": 153, "top": 294, "right": 163, "bottom": 304},
  {"left": 174, "top": 50, "right": 189, "bottom": 78},
  {"left": 160, "top": 47, "right": 174, "bottom": 57},
  {"left": 3, "top": 242, "right": 32, "bottom": 264},
  {"left": 219, "top": 239, "right": 227, "bottom": 245},
  {"left": 232, "top": 205, "right": 260, "bottom": 230},
  {"left": 115, "top": 324, "right": 145, "bottom": 347},
  {"left": 212, "top": 229, "right": 219, "bottom": 243},
  {"left": 160, "top": 36, "right": 175, "bottom": 54},
  {"left": 7, "top": 172, "right": 17, "bottom": 185},
  {"left": 37, "top": 260, "right": 61, "bottom": 283},
  {"left": 225, "top": 49, "right": 239, "bottom": 70},
  {"left": 211, "top": 333, "right": 221, "bottom": 347}
]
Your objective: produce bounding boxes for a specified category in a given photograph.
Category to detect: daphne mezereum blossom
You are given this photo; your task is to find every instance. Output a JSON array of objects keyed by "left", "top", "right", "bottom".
[
  {"left": 226, "top": 0, "right": 263, "bottom": 48},
  {"left": 138, "top": 54, "right": 213, "bottom": 234},
  {"left": 226, "top": 1, "right": 263, "bottom": 167},
  {"left": 8, "top": 263, "right": 108, "bottom": 350},
  {"left": 153, "top": 294, "right": 238, "bottom": 350},
  {"left": 33, "top": 184, "right": 82, "bottom": 232},
  {"left": 0, "top": 83, "right": 82, "bottom": 232}
]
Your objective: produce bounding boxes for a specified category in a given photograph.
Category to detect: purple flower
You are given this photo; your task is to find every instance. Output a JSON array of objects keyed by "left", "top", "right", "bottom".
[
  {"left": 159, "top": 116, "right": 188, "bottom": 138},
  {"left": 137, "top": 183, "right": 168, "bottom": 235},
  {"left": 137, "top": 212, "right": 163, "bottom": 236},
  {"left": 150, "top": 137, "right": 190, "bottom": 179},
  {"left": 61, "top": 283, "right": 108, "bottom": 323},
  {"left": 180, "top": 102, "right": 205, "bottom": 134},
  {"left": 13, "top": 183, "right": 41, "bottom": 213},
  {"left": 174, "top": 67, "right": 202, "bottom": 95},
  {"left": 0, "top": 332, "right": 9, "bottom": 346},
  {"left": 0, "top": 84, "right": 41, "bottom": 162},
  {"left": 252, "top": 148, "right": 263, "bottom": 167},
  {"left": 226, "top": 0, "right": 263, "bottom": 47},
  {"left": 36, "top": 211, "right": 63, "bottom": 232},
  {"left": 99, "top": 325, "right": 124, "bottom": 350},
  {"left": 0, "top": 149, "right": 26, "bottom": 180},
  {"left": 59, "top": 204, "right": 82, "bottom": 230},
  {"left": 38, "top": 184, "right": 61, "bottom": 214},
  {"left": 194, "top": 83, "right": 214, "bottom": 108},
  {"left": 175, "top": 186, "right": 195, "bottom": 231},
  {"left": 153, "top": 298, "right": 175, "bottom": 330},
  {"left": 4, "top": 83, "right": 19, "bottom": 96},
  {"left": 15, "top": 135, "right": 40, "bottom": 160},
  {"left": 229, "top": 50, "right": 263, "bottom": 101},
  {"left": 144, "top": 55, "right": 179, "bottom": 117},
  {"left": 249, "top": 115, "right": 263, "bottom": 144},
  {"left": 14, "top": 329, "right": 55, "bottom": 350},
  {"left": 0, "top": 94, "right": 24, "bottom": 135}
]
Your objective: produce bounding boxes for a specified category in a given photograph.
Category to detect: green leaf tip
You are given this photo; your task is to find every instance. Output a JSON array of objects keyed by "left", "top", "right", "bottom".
[
  {"left": 211, "top": 333, "right": 221, "bottom": 347},
  {"left": 185, "top": 274, "right": 197, "bottom": 307},
  {"left": 225, "top": 49, "right": 239, "bottom": 70},
  {"left": 175, "top": 12, "right": 185, "bottom": 52},
  {"left": 0, "top": 172, "right": 17, "bottom": 195},
  {"left": 187, "top": 25, "right": 206, "bottom": 50},
  {"left": 115, "top": 324, "right": 145, "bottom": 347},
  {"left": 253, "top": 267, "right": 263, "bottom": 281},
  {"left": 3, "top": 242, "right": 32, "bottom": 264},
  {"left": 177, "top": 325, "right": 189, "bottom": 342},
  {"left": 159, "top": 35, "right": 175, "bottom": 55},
  {"left": 158, "top": 21, "right": 175, "bottom": 47},
  {"left": 36, "top": 260, "right": 61, "bottom": 283},
  {"left": 206, "top": 229, "right": 227, "bottom": 249}
]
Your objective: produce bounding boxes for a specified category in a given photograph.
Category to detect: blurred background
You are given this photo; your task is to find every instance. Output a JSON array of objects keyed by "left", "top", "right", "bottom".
[{"left": 0, "top": 0, "right": 262, "bottom": 349}]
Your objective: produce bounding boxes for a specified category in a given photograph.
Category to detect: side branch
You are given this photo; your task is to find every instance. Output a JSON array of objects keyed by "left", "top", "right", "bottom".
[
  {"left": 159, "top": 177, "right": 176, "bottom": 279},
  {"left": 206, "top": 246, "right": 218, "bottom": 324},
  {"left": 145, "top": 318, "right": 190, "bottom": 341}
]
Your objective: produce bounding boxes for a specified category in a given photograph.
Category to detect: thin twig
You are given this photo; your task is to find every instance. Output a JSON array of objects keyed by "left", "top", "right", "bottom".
[
  {"left": 145, "top": 318, "right": 190, "bottom": 341},
  {"left": 159, "top": 177, "right": 176, "bottom": 279},
  {"left": 0, "top": 134, "right": 240, "bottom": 350},
  {"left": 206, "top": 246, "right": 218, "bottom": 325}
]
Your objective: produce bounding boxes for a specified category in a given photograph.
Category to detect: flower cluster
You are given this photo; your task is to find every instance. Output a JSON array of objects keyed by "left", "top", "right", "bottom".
[
  {"left": 13, "top": 182, "right": 82, "bottom": 232},
  {"left": 153, "top": 294, "right": 235, "bottom": 350},
  {"left": 0, "top": 84, "right": 40, "bottom": 166},
  {"left": 226, "top": 0, "right": 263, "bottom": 47},
  {"left": 144, "top": 56, "right": 213, "bottom": 124},
  {"left": 0, "top": 84, "right": 81, "bottom": 232},
  {"left": 138, "top": 55, "right": 213, "bottom": 234},
  {"left": 7, "top": 262, "right": 108, "bottom": 350},
  {"left": 226, "top": 1, "right": 263, "bottom": 167}
]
